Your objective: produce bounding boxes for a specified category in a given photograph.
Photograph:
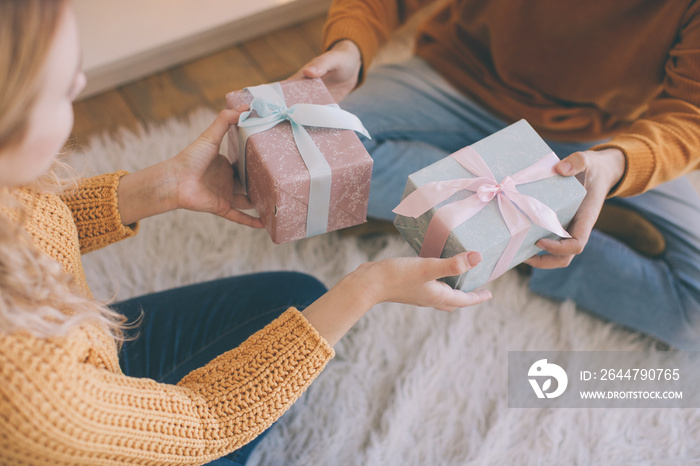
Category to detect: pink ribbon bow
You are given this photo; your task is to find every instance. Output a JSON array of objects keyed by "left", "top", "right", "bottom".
[{"left": 393, "top": 146, "right": 571, "bottom": 282}]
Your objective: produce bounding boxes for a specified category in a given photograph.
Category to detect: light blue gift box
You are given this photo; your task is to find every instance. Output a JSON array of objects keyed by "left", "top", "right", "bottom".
[{"left": 393, "top": 119, "right": 587, "bottom": 292}]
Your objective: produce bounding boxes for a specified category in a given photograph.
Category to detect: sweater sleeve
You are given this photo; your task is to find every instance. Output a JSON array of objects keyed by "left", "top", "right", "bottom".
[
  {"left": 593, "top": 3, "right": 700, "bottom": 197},
  {"left": 60, "top": 171, "right": 138, "bottom": 253},
  {"left": 0, "top": 308, "right": 334, "bottom": 465},
  {"left": 322, "top": 0, "right": 435, "bottom": 84}
]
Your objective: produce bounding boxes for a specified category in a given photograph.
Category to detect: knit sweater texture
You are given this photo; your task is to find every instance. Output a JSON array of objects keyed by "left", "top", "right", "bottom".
[
  {"left": 323, "top": 0, "right": 700, "bottom": 197},
  {"left": 0, "top": 172, "right": 334, "bottom": 465}
]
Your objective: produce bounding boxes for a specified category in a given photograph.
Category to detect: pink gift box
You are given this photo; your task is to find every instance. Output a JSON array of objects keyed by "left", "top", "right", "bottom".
[{"left": 226, "top": 78, "right": 373, "bottom": 244}]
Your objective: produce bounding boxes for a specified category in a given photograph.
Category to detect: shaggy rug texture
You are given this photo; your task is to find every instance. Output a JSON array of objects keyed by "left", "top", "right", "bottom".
[
  {"left": 73, "top": 109, "right": 700, "bottom": 466},
  {"left": 73, "top": 9, "right": 700, "bottom": 462}
]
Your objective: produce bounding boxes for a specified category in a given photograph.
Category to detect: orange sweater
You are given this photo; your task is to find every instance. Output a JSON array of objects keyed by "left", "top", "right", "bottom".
[
  {"left": 323, "top": 0, "right": 700, "bottom": 197},
  {"left": 0, "top": 172, "right": 334, "bottom": 465}
]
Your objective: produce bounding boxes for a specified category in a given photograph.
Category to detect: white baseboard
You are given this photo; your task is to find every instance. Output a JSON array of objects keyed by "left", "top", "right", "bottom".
[{"left": 75, "top": 0, "right": 331, "bottom": 99}]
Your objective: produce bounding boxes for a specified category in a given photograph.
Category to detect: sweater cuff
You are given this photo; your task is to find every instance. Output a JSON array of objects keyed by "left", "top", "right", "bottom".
[
  {"left": 61, "top": 171, "right": 139, "bottom": 253},
  {"left": 591, "top": 136, "right": 656, "bottom": 197},
  {"left": 323, "top": 19, "right": 380, "bottom": 86},
  {"left": 279, "top": 308, "right": 335, "bottom": 361}
]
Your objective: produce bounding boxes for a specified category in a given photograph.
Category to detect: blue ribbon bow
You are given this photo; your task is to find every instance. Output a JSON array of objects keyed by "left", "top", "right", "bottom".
[{"left": 237, "top": 82, "right": 371, "bottom": 238}]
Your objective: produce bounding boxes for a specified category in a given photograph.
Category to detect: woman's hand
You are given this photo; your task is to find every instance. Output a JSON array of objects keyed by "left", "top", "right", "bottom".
[
  {"left": 166, "top": 109, "right": 262, "bottom": 227},
  {"left": 358, "top": 252, "right": 493, "bottom": 311},
  {"left": 117, "top": 110, "right": 263, "bottom": 228},
  {"left": 288, "top": 40, "right": 363, "bottom": 103},
  {"left": 302, "top": 252, "right": 492, "bottom": 346},
  {"left": 525, "top": 148, "right": 626, "bottom": 269}
]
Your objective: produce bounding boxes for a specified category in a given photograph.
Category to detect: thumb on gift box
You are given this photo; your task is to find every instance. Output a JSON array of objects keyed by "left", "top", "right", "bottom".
[{"left": 556, "top": 152, "right": 582, "bottom": 172}]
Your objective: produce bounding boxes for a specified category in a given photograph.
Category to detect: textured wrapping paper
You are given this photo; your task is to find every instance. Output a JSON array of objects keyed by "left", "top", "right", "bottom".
[
  {"left": 226, "top": 78, "right": 373, "bottom": 244},
  {"left": 393, "top": 119, "right": 587, "bottom": 292}
]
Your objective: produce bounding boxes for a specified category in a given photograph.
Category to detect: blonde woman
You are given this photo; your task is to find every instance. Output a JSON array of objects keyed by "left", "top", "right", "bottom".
[{"left": 0, "top": 1, "right": 491, "bottom": 464}]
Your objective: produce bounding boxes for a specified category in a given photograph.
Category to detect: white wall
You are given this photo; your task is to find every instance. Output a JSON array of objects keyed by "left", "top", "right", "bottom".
[{"left": 74, "top": 0, "right": 330, "bottom": 99}]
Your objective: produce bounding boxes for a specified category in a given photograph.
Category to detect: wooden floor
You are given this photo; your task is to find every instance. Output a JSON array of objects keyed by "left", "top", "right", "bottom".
[{"left": 71, "top": 15, "right": 326, "bottom": 146}]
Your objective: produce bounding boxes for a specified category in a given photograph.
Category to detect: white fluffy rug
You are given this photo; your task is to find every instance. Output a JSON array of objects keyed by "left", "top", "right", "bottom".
[{"left": 73, "top": 110, "right": 700, "bottom": 466}]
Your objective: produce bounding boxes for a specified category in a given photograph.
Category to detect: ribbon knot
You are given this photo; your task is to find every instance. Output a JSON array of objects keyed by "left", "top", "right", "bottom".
[
  {"left": 393, "top": 146, "right": 571, "bottom": 283},
  {"left": 476, "top": 176, "right": 517, "bottom": 202},
  {"left": 477, "top": 182, "right": 503, "bottom": 202},
  {"left": 235, "top": 82, "right": 371, "bottom": 238},
  {"left": 248, "top": 97, "right": 293, "bottom": 120}
]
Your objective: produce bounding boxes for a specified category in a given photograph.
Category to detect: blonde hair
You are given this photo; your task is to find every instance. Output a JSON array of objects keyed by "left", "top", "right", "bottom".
[{"left": 0, "top": 0, "right": 129, "bottom": 340}]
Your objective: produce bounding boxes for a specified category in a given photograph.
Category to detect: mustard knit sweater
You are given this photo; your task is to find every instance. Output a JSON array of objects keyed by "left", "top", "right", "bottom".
[
  {"left": 0, "top": 172, "right": 334, "bottom": 465},
  {"left": 323, "top": 0, "right": 700, "bottom": 198}
]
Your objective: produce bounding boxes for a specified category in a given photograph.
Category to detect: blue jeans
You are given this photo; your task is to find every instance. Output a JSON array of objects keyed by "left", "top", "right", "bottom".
[
  {"left": 343, "top": 57, "right": 700, "bottom": 349},
  {"left": 112, "top": 272, "right": 328, "bottom": 465}
]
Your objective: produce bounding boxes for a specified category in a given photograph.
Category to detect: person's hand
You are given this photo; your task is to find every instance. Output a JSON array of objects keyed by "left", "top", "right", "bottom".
[
  {"left": 288, "top": 40, "right": 362, "bottom": 102},
  {"left": 302, "top": 252, "right": 492, "bottom": 346},
  {"left": 358, "top": 252, "right": 493, "bottom": 310},
  {"left": 525, "top": 148, "right": 626, "bottom": 269},
  {"left": 166, "top": 109, "right": 263, "bottom": 228}
]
